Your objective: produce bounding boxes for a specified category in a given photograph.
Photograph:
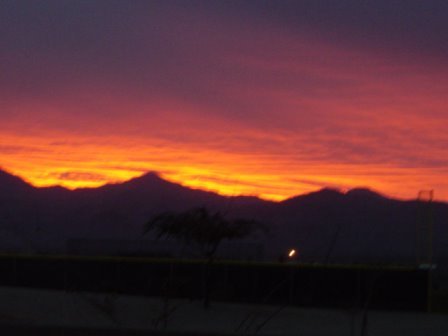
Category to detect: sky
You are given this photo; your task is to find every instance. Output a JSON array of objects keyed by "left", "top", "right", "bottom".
[{"left": 1, "top": 0, "right": 448, "bottom": 201}]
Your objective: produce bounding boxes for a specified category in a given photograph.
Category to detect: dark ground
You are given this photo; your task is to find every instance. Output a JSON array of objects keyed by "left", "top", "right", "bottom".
[{"left": 0, "top": 325, "right": 228, "bottom": 336}]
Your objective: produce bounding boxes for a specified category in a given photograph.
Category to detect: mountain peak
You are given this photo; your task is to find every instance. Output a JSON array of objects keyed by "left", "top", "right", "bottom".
[
  {"left": 128, "top": 171, "right": 168, "bottom": 183},
  {"left": 133, "top": 171, "right": 164, "bottom": 182},
  {"left": 345, "top": 188, "right": 384, "bottom": 199},
  {"left": 112, "top": 171, "right": 176, "bottom": 190},
  {"left": 282, "top": 187, "right": 343, "bottom": 205}
]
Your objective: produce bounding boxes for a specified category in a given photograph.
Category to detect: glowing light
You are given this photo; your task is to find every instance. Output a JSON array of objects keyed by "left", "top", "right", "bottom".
[{"left": 288, "top": 249, "right": 296, "bottom": 258}]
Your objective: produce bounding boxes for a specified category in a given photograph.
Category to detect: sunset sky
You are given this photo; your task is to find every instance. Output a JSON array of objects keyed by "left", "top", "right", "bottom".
[{"left": 1, "top": 1, "right": 448, "bottom": 201}]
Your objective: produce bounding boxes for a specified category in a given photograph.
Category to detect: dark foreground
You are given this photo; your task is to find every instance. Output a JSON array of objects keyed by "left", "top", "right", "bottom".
[
  {"left": 0, "top": 254, "right": 431, "bottom": 311},
  {"left": 0, "top": 286, "right": 447, "bottom": 336},
  {"left": 0, "top": 325, "right": 227, "bottom": 336}
]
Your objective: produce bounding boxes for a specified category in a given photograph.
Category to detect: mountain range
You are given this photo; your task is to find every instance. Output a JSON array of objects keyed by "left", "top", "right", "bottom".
[{"left": 1, "top": 169, "right": 447, "bottom": 266}]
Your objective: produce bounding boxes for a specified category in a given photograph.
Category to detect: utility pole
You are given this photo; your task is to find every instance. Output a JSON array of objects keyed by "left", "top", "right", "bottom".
[
  {"left": 416, "top": 190, "right": 434, "bottom": 312},
  {"left": 416, "top": 190, "right": 434, "bottom": 266}
]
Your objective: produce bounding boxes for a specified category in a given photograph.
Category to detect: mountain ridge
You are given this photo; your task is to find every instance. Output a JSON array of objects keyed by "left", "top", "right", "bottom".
[
  {"left": 1, "top": 168, "right": 447, "bottom": 265},
  {"left": 0, "top": 168, "right": 425, "bottom": 205}
]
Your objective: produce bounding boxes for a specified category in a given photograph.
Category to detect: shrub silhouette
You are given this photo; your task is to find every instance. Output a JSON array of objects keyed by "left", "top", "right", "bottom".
[{"left": 144, "top": 206, "right": 266, "bottom": 307}]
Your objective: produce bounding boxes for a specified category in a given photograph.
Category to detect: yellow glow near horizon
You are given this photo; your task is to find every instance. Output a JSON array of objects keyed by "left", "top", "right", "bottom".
[
  {"left": 1, "top": 127, "right": 447, "bottom": 202},
  {"left": 2, "top": 145, "right": 447, "bottom": 202}
]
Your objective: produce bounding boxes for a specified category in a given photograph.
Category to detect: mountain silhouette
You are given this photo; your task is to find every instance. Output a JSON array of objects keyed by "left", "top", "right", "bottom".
[
  {"left": 0, "top": 168, "right": 35, "bottom": 194},
  {"left": 0, "top": 169, "right": 447, "bottom": 266}
]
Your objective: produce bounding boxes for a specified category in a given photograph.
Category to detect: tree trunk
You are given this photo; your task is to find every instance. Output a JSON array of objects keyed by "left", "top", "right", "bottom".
[{"left": 202, "top": 246, "right": 218, "bottom": 309}]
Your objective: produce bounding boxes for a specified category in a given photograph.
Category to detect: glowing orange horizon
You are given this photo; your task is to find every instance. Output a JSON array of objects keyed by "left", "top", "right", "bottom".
[
  {"left": 16, "top": 170, "right": 445, "bottom": 202},
  {"left": 1, "top": 130, "right": 446, "bottom": 202},
  {"left": 1, "top": 12, "right": 447, "bottom": 203}
]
